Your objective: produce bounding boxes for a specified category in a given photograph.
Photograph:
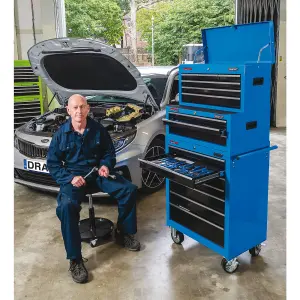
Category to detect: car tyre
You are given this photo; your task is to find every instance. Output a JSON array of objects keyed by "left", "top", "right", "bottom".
[{"left": 140, "top": 138, "right": 165, "bottom": 194}]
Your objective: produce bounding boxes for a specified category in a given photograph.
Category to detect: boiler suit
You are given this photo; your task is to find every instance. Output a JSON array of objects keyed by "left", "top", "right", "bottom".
[{"left": 47, "top": 117, "right": 137, "bottom": 260}]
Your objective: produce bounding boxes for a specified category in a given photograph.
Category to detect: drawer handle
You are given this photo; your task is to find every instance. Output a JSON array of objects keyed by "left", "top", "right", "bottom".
[
  {"left": 169, "top": 112, "right": 227, "bottom": 124},
  {"left": 163, "top": 119, "right": 227, "bottom": 136},
  {"left": 169, "top": 146, "right": 225, "bottom": 163},
  {"left": 171, "top": 191, "right": 225, "bottom": 216},
  {"left": 171, "top": 203, "right": 224, "bottom": 231},
  {"left": 195, "top": 172, "right": 224, "bottom": 185},
  {"left": 178, "top": 205, "right": 190, "bottom": 213}
]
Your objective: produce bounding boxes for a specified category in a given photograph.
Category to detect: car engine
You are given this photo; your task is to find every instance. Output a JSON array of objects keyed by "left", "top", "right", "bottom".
[{"left": 26, "top": 103, "right": 151, "bottom": 136}]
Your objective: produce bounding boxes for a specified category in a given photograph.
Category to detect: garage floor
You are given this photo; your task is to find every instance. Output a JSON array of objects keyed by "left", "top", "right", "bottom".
[{"left": 14, "top": 129, "right": 286, "bottom": 300}]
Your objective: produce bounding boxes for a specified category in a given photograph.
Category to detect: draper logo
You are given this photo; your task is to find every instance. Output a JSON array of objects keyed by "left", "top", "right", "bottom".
[
  {"left": 24, "top": 159, "right": 49, "bottom": 173},
  {"left": 214, "top": 114, "right": 224, "bottom": 120}
]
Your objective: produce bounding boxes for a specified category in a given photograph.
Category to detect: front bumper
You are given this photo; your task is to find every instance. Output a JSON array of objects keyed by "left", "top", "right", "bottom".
[{"left": 14, "top": 142, "right": 144, "bottom": 196}]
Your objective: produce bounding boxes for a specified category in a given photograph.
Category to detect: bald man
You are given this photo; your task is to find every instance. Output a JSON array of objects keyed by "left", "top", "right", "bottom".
[{"left": 47, "top": 94, "right": 140, "bottom": 284}]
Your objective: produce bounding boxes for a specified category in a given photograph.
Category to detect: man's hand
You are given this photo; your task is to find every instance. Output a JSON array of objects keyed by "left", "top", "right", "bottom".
[
  {"left": 98, "top": 165, "right": 109, "bottom": 178},
  {"left": 71, "top": 176, "right": 86, "bottom": 187}
]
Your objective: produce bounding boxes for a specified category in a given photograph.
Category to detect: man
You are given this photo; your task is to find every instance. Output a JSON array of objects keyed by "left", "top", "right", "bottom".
[{"left": 47, "top": 94, "right": 140, "bottom": 284}]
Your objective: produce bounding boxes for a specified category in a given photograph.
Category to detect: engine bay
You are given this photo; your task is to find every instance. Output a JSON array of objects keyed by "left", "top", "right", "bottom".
[{"left": 26, "top": 102, "right": 152, "bottom": 137}]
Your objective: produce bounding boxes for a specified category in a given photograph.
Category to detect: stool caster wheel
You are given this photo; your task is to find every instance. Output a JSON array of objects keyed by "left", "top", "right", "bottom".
[
  {"left": 249, "top": 244, "right": 262, "bottom": 257},
  {"left": 90, "top": 239, "right": 98, "bottom": 248},
  {"left": 171, "top": 228, "right": 184, "bottom": 245},
  {"left": 221, "top": 257, "right": 239, "bottom": 274}
]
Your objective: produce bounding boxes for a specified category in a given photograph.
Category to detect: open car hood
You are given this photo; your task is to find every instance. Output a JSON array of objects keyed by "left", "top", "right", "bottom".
[{"left": 27, "top": 38, "right": 158, "bottom": 109}]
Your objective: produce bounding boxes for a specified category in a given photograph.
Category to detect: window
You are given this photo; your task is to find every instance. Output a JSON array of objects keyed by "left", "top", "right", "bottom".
[{"left": 142, "top": 75, "right": 168, "bottom": 106}]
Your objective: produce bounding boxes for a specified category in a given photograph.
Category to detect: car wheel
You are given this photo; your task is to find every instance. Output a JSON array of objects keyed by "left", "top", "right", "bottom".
[{"left": 141, "top": 138, "right": 165, "bottom": 194}]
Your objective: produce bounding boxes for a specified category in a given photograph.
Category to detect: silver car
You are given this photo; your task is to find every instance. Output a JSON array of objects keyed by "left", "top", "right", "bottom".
[{"left": 14, "top": 38, "right": 179, "bottom": 195}]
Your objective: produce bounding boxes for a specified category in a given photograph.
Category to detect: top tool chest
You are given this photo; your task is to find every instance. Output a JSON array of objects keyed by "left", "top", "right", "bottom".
[{"left": 139, "top": 21, "right": 277, "bottom": 273}]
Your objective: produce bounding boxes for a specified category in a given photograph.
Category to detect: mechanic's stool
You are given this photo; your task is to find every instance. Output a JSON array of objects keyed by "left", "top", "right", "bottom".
[{"left": 79, "top": 191, "right": 114, "bottom": 248}]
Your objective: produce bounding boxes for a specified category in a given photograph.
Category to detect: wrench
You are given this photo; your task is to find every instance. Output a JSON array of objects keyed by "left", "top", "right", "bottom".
[
  {"left": 83, "top": 167, "right": 99, "bottom": 179},
  {"left": 83, "top": 167, "right": 116, "bottom": 180}
]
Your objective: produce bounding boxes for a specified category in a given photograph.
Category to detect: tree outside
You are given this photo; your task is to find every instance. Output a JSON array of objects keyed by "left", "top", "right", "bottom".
[
  {"left": 65, "top": 0, "right": 235, "bottom": 65},
  {"left": 137, "top": 0, "right": 235, "bottom": 65},
  {"left": 65, "top": 0, "right": 124, "bottom": 45}
]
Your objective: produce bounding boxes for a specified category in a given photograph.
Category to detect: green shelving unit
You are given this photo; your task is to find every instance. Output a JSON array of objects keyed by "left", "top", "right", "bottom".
[{"left": 14, "top": 60, "right": 43, "bottom": 129}]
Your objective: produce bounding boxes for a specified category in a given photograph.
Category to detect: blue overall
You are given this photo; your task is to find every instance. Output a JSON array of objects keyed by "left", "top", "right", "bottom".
[{"left": 47, "top": 117, "right": 137, "bottom": 260}]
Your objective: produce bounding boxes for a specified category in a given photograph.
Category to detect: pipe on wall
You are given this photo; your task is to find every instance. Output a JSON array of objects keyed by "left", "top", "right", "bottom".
[
  {"left": 30, "top": 0, "right": 37, "bottom": 44},
  {"left": 235, "top": 0, "right": 238, "bottom": 24},
  {"left": 54, "top": 0, "right": 67, "bottom": 38},
  {"left": 14, "top": 0, "right": 22, "bottom": 60}
]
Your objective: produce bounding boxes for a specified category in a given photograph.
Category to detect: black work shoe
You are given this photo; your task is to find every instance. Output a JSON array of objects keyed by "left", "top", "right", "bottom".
[
  {"left": 69, "top": 258, "right": 88, "bottom": 283},
  {"left": 115, "top": 230, "right": 141, "bottom": 251}
]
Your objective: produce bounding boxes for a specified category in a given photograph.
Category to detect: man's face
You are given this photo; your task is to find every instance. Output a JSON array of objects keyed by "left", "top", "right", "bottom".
[{"left": 67, "top": 95, "right": 90, "bottom": 122}]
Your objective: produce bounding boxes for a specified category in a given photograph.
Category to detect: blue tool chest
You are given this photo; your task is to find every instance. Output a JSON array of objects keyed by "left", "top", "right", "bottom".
[{"left": 139, "top": 21, "right": 277, "bottom": 273}]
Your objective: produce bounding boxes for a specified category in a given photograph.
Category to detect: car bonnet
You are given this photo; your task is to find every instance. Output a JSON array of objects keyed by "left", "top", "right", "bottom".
[{"left": 27, "top": 38, "right": 158, "bottom": 109}]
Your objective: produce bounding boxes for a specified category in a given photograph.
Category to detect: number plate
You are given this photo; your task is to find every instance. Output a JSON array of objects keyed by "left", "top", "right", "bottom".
[{"left": 23, "top": 159, "right": 49, "bottom": 173}]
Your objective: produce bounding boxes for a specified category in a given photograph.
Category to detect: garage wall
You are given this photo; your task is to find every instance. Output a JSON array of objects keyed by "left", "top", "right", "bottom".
[
  {"left": 14, "top": 0, "right": 67, "bottom": 110},
  {"left": 14, "top": 0, "right": 57, "bottom": 60},
  {"left": 236, "top": 0, "right": 286, "bottom": 127},
  {"left": 275, "top": 0, "right": 286, "bottom": 127}
]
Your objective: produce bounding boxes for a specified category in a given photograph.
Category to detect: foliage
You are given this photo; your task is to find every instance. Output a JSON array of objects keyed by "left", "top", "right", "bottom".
[
  {"left": 65, "top": 0, "right": 124, "bottom": 45},
  {"left": 137, "top": 2, "right": 172, "bottom": 45},
  {"left": 116, "top": 0, "right": 130, "bottom": 15},
  {"left": 137, "top": 0, "right": 235, "bottom": 65}
]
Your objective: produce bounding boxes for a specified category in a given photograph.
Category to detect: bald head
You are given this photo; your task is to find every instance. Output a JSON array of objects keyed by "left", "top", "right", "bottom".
[
  {"left": 68, "top": 94, "right": 87, "bottom": 106},
  {"left": 67, "top": 94, "right": 90, "bottom": 123}
]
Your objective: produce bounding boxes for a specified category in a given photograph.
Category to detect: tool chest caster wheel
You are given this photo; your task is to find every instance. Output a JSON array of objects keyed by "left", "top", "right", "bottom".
[
  {"left": 221, "top": 257, "right": 239, "bottom": 274},
  {"left": 171, "top": 228, "right": 184, "bottom": 245},
  {"left": 249, "top": 244, "right": 262, "bottom": 257},
  {"left": 90, "top": 239, "right": 98, "bottom": 248}
]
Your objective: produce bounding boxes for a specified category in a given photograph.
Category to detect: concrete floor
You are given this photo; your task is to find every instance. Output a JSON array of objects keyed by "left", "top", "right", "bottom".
[{"left": 14, "top": 129, "right": 286, "bottom": 300}]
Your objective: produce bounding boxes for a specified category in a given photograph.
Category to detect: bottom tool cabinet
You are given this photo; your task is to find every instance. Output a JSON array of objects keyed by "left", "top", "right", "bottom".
[{"left": 139, "top": 145, "right": 277, "bottom": 273}]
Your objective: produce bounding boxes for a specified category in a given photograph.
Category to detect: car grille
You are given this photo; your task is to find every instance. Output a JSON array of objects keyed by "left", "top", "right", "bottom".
[
  {"left": 14, "top": 168, "right": 58, "bottom": 187},
  {"left": 17, "top": 138, "right": 48, "bottom": 158}
]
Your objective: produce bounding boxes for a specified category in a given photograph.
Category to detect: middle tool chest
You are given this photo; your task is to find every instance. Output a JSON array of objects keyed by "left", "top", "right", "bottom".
[{"left": 139, "top": 21, "right": 277, "bottom": 273}]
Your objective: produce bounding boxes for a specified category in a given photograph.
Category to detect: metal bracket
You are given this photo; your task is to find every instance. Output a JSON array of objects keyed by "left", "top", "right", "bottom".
[{"left": 234, "top": 145, "right": 278, "bottom": 161}]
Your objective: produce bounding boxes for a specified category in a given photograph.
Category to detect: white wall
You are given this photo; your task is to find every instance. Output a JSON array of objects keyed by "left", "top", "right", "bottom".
[
  {"left": 14, "top": 0, "right": 56, "bottom": 60},
  {"left": 14, "top": 0, "right": 64, "bottom": 109},
  {"left": 276, "top": 0, "right": 286, "bottom": 127}
]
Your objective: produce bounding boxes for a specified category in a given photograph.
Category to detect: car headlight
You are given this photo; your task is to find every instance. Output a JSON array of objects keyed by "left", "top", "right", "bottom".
[
  {"left": 14, "top": 135, "right": 19, "bottom": 149},
  {"left": 112, "top": 131, "right": 136, "bottom": 152}
]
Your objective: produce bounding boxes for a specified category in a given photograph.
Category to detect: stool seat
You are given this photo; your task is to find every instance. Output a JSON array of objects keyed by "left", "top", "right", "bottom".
[{"left": 79, "top": 193, "right": 114, "bottom": 247}]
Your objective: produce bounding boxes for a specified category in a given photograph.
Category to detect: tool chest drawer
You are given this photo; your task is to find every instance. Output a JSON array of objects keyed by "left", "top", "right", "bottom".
[
  {"left": 139, "top": 146, "right": 225, "bottom": 189},
  {"left": 170, "top": 181, "right": 224, "bottom": 214},
  {"left": 163, "top": 112, "right": 227, "bottom": 146},
  {"left": 170, "top": 190, "right": 224, "bottom": 228},
  {"left": 169, "top": 204, "right": 224, "bottom": 247},
  {"left": 180, "top": 73, "right": 241, "bottom": 109}
]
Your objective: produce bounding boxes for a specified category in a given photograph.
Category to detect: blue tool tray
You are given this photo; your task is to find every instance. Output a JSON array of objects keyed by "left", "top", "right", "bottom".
[{"left": 139, "top": 146, "right": 224, "bottom": 189}]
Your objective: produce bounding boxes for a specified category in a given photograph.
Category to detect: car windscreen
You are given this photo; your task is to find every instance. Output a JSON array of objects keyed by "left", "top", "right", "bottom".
[{"left": 142, "top": 75, "right": 168, "bottom": 106}]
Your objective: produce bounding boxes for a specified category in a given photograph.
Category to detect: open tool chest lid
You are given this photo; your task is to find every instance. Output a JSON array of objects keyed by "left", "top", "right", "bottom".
[{"left": 202, "top": 21, "right": 275, "bottom": 64}]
